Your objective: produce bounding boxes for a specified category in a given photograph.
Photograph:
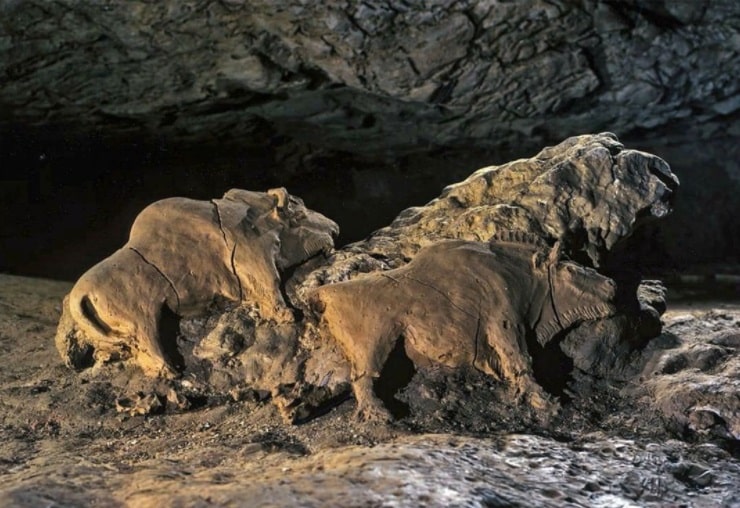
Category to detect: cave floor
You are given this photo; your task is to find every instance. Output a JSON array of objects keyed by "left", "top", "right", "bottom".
[{"left": 0, "top": 274, "right": 738, "bottom": 507}]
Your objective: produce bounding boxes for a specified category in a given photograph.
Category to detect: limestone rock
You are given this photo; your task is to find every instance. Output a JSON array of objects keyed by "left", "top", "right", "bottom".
[
  {"left": 0, "top": 1, "right": 736, "bottom": 156},
  {"left": 636, "top": 311, "right": 740, "bottom": 441},
  {"left": 294, "top": 133, "right": 678, "bottom": 300},
  {"left": 1, "top": 0, "right": 736, "bottom": 286}
]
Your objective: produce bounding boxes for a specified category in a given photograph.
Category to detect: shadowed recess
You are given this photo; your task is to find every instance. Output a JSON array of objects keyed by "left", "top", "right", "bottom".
[
  {"left": 525, "top": 328, "right": 574, "bottom": 402},
  {"left": 158, "top": 305, "right": 184, "bottom": 372},
  {"left": 373, "top": 336, "right": 416, "bottom": 419}
]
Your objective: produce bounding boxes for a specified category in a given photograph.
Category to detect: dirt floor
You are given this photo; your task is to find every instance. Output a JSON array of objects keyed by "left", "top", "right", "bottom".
[{"left": 0, "top": 274, "right": 738, "bottom": 507}]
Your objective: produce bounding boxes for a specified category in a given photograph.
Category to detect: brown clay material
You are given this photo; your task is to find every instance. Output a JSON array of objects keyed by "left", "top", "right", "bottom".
[
  {"left": 55, "top": 187, "right": 338, "bottom": 377},
  {"left": 311, "top": 236, "right": 617, "bottom": 421},
  {"left": 53, "top": 134, "right": 682, "bottom": 427}
]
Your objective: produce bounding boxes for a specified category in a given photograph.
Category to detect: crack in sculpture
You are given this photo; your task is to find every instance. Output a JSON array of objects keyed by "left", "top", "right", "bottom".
[
  {"left": 212, "top": 199, "right": 244, "bottom": 301},
  {"left": 211, "top": 200, "right": 229, "bottom": 245},
  {"left": 129, "top": 246, "right": 182, "bottom": 312},
  {"left": 229, "top": 243, "right": 244, "bottom": 302}
]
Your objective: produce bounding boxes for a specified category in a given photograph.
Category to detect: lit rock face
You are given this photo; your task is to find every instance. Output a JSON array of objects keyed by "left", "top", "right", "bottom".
[
  {"left": 55, "top": 134, "right": 679, "bottom": 425},
  {"left": 295, "top": 132, "right": 678, "bottom": 295},
  {"left": 0, "top": 1, "right": 736, "bottom": 153},
  {"left": 1, "top": 1, "right": 735, "bottom": 279},
  {"left": 55, "top": 187, "right": 338, "bottom": 377}
]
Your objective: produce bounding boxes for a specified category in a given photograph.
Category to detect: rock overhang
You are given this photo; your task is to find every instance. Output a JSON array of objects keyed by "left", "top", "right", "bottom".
[{"left": 0, "top": 0, "right": 737, "bottom": 156}]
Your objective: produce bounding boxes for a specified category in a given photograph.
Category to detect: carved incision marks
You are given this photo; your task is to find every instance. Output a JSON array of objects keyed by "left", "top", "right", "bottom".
[
  {"left": 55, "top": 187, "right": 338, "bottom": 377},
  {"left": 312, "top": 237, "right": 618, "bottom": 420}
]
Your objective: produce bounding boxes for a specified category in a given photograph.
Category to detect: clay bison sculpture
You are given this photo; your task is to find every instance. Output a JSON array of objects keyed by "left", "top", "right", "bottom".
[
  {"left": 55, "top": 187, "right": 339, "bottom": 377},
  {"left": 310, "top": 233, "right": 618, "bottom": 421}
]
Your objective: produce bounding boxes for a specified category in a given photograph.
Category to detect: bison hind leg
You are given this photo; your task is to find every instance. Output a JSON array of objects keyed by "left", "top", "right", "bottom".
[
  {"left": 156, "top": 304, "right": 185, "bottom": 371},
  {"left": 353, "top": 376, "right": 392, "bottom": 422},
  {"left": 136, "top": 303, "right": 183, "bottom": 378},
  {"left": 352, "top": 334, "right": 417, "bottom": 422},
  {"left": 56, "top": 297, "right": 96, "bottom": 370}
]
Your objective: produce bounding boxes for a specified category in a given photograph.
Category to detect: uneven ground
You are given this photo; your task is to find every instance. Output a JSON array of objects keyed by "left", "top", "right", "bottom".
[{"left": 0, "top": 273, "right": 738, "bottom": 507}]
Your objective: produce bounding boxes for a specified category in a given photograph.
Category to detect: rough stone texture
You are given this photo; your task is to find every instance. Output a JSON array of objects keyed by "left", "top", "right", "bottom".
[
  {"left": 3, "top": 277, "right": 740, "bottom": 507},
  {"left": 0, "top": 1, "right": 737, "bottom": 154},
  {"left": 294, "top": 132, "right": 678, "bottom": 299},
  {"left": 0, "top": 0, "right": 737, "bottom": 280},
  {"left": 636, "top": 310, "right": 740, "bottom": 442},
  {"left": 5, "top": 431, "right": 739, "bottom": 507},
  {"left": 55, "top": 187, "right": 338, "bottom": 377}
]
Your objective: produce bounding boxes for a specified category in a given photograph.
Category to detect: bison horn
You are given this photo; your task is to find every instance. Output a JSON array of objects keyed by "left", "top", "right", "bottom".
[{"left": 267, "top": 187, "right": 289, "bottom": 211}]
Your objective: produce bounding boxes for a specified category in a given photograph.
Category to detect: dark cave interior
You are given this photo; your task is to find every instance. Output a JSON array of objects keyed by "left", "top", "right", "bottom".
[
  {"left": 0, "top": 124, "right": 532, "bottom": 281},
  {"left": 1, "top": 124, "right": 737, "bottom": 287}
]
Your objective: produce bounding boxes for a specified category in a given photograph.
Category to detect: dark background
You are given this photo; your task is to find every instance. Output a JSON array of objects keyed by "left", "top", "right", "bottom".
[{"left": 3, "top": 125, "right": 737, "bottom": 282}]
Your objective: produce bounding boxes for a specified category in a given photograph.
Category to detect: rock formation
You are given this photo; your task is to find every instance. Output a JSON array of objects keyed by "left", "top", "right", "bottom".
[
  {"left": 1, "top": 1, "right": 736, "bottom": 282},
  {"left": 55, "top": 133, "right": 684, "bottom": 427},
  {"left": 1, "top": 1, "right": 736, "bottom": 155},
  {"left": 636, "top": 311, "right": 740, "bottom": 442},
  {"left": 292, "top": 132, "right": 678, "bottom": 294}
]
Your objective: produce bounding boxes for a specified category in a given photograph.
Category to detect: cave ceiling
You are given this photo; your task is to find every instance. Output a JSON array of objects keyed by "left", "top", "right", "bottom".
[{"left": 1, "top": 0, "right": 737, "bottom": 157}]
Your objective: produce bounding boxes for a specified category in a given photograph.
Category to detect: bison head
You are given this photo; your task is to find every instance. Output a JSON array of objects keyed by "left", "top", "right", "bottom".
[
  {"left": 222, "top": 187, "right": 339, "bottom": 271},
  {"left": 533, "top": 242, "right": 618, "bottom": 345},
  {"left": 266, "top": 187, "right": 340, "bottom": 271}
]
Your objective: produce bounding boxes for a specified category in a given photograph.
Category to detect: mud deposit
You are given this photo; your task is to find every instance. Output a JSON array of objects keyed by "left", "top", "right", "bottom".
[{"left": 1, "top": 274, "right": 738, "bottom": 507}]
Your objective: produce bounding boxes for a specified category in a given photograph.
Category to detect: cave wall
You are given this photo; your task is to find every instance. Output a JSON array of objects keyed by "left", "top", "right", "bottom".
[{"left": 0, "top": 0, "right": 738, "bottom": 280}]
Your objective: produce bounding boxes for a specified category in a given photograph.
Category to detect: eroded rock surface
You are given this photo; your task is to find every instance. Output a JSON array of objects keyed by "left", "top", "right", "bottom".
[
  {"left": 1, "top": 1, "right": 736, "bottom": 155},
  {"left": 1, "top": 0, "right": 737, "bottom": 295},
  {"left": 294, "top": 132, "right": 678, "bottom": 297},
  {"left": 636, "top": 310, "right": 740, "bottom": 442},
  {"left": 5, "top": 430, "right": 738, "bottom": 508}
]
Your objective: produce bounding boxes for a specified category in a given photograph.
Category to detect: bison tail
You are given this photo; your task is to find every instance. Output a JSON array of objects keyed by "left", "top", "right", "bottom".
[{"left": 67, "top": 288, "right": 116, "bottom": 342}]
